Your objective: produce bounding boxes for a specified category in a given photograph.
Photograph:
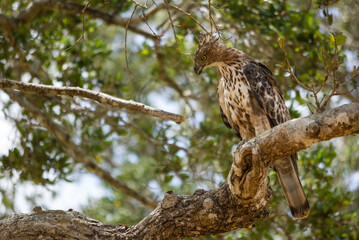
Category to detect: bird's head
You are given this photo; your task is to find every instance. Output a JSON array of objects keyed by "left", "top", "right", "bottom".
[{"left": 194, "top": 34, "right": 223, "bottom": 75}]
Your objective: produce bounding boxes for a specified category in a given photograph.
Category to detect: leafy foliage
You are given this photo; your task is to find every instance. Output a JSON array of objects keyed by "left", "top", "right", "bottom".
[{"left": 0, "top": 0, "right": 358, "bottom": 239}]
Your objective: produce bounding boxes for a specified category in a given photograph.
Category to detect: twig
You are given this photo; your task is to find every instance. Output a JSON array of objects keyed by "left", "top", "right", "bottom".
[
  {"left": 0, "top": 79, "right": 186, "bottom": 124},
  {"left": 208, "top": 0, "right": 221, "bottom": 35},
  {"left": 284, "top": 55, "right": 312, "bottom": 92},
  {"left": 124, "top": 4, "right": 138, "bottom": 75},
  {"left": 139, "top": 3, "right": 165, "bottom": 20},
  {"left": 333, "top": 84, "right": 359, "bottom": 96},
  {"left": 281, "top": 35, "right": 358, "bottom": 112},
  {"left": 164, "top": 0, "right": 179, "bottom": 49},
  {"left": 141, "top": 8, "right": 160, "bottom": 38},
  {"left": 165, "top": 3, "right": 209, "bottom": 34},
  {"left": 64, "top": 1, "right": 91, "bottom": 51},
  {"left": 338, "top": 71, "right": 359, "bottom": 88},
  {"left": 131, "top": 0, "right": 147, "bottom": 8}
]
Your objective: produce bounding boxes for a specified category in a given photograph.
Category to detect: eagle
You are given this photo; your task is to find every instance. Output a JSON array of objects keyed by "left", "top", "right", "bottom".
[{"left": 194, "top": 34, "right": 310, "bottom": 219}]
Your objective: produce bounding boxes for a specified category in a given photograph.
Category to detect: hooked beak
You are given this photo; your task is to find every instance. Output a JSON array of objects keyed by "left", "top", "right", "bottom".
[{"left": 194, "top": 65, "right": 203, "bottom": 75}]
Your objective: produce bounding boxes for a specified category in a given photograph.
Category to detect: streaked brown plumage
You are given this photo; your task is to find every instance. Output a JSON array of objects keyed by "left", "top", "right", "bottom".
[{"left": 194, "top": 34, "right": 310, "bottom": 219}]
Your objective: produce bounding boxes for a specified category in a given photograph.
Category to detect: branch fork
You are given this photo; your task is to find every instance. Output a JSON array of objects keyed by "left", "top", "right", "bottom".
[{"left": 228, "top": 140, "right": 269, "bottom": 201}]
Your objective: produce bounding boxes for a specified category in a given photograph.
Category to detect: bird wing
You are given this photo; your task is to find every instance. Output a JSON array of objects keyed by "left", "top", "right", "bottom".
[
  {"left": 243, "top": 61, "right": 300, "bottom": 173},
  {"left": 243, "top": 61, "right": 309, "bottom": 219},
  {"left": 243, "top": 61, "right": 290, "bottom": 127}
]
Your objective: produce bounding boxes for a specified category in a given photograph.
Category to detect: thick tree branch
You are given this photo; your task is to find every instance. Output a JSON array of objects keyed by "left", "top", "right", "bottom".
[
  {"left": 1, "top": 103, "right": 358, "bottom": 239},
  {"left": 0, "top": 208, "right": 128, "bottom": 240},
  {"left": 0, "top": 79, "right": 185, "bottom": 124},
  {"left": 5, "top": 89, "right": 158, "bottom": 209},
  {"left": 242, "top": 102, "right": 359, "bottom": 160},
  {"left": 228, "top": 102, "right": 359, "bottom": 199},
  {"left": 0, "top": 185, "right": 271, "bottom": 240}
]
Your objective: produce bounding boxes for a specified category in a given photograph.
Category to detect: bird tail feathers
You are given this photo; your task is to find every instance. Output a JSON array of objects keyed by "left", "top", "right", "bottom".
[{"left": 274, "top": 156, "right": 310, "bottom": 219}]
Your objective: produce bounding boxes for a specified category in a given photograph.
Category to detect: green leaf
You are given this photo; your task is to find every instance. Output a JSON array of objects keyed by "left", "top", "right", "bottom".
[
  {"left": 318, "top": 47, "right": 324, "bottom": 59},
  {"left": 325, "top": 60, "right": 333, "bottom": 71},
  {"left": 336, "top": 34, "right": 346, "bottom": 46},
  {"left": 330, "top": 34, "right": 335, "bottom": 43},
  {"left": 164, "top": 175, "right": 173, "bottom": 184},
  {"left": 140, "top": 48, "right": 149, "bottom": 55},
  {"left": 278, "top": 36, "right": 286, "bottom": 49}
]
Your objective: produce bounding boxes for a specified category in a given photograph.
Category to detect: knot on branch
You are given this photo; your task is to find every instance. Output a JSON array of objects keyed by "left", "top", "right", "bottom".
[
  {"left": 32, "top": 206, "right": 43, "bottom": 213},
  {"left": 161, "top": 190, "right": 178, "bottom": 209},
  {"left": 227, "top": 141, "right": 269, "bottom": 201},
  {"left": 194, "top": 189, "right": 207, "bottom": 196},
  {"left": 307, "top": 121, "right": 320, "bottom": 138},
  {"left": 202, "top": 198, "right": 214, "bottom": 210}
]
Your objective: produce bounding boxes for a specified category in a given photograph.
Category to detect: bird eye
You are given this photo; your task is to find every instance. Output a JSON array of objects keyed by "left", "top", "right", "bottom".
[{"left": 201, "top": 55, "right": 207, "bottom": 61}]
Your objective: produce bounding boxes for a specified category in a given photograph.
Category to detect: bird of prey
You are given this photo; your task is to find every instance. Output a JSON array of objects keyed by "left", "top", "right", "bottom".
[{"left": 194, "top": 34, "right": 310, "bottom": 219}]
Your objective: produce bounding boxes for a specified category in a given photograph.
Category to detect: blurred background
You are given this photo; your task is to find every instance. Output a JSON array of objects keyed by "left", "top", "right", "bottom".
[{"left": 0, "top": 0, "right": 358, "bottom": 239}]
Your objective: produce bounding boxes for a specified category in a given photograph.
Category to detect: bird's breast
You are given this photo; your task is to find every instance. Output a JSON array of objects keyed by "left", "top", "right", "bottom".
[{"left": 220, "top": 77, "right": 257, "bottom": 139}]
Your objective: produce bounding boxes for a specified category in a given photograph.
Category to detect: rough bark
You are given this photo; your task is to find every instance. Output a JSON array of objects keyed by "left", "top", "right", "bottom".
[
  {"left": 228, "top": 102, "right": 359, "bottom": 199},
  {"left": 0, "top": 185, "right": 270, "bottom": 240},
  {"left": 1, "top": 102, "right": 358, "bottom": 239}
]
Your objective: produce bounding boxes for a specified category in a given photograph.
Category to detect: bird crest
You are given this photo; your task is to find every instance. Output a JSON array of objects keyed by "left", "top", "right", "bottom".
[{"left": 197, "top": 33, "right": 221, "bottom": 48}]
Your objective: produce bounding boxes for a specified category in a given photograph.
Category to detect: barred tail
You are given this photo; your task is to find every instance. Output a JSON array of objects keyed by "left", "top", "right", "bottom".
[{"left": 274, "top": 155, "right": 310, "bottom": 219}]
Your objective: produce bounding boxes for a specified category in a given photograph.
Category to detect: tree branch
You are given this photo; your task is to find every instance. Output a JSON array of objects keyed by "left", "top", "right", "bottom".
[
  {"left": 0, "top": 79, "right": 185, "bottom": 124},
  {"left": 242, "top": 102, "right": 359, "bottom": 161},
  {"left": 1, "top": 102, "right": 358, "bottom": 239},
  {"left": 0, "top": 185, "right": 271, "bottom": 240},
  {"left": 0, "top": 208, "right": 128, "bottom": 240},
  {"left": 5, "top": 89, "right": 158, "bottom": 209},
  {"left": 228, "top": 102, "right": 359, "bottom": 199}
]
